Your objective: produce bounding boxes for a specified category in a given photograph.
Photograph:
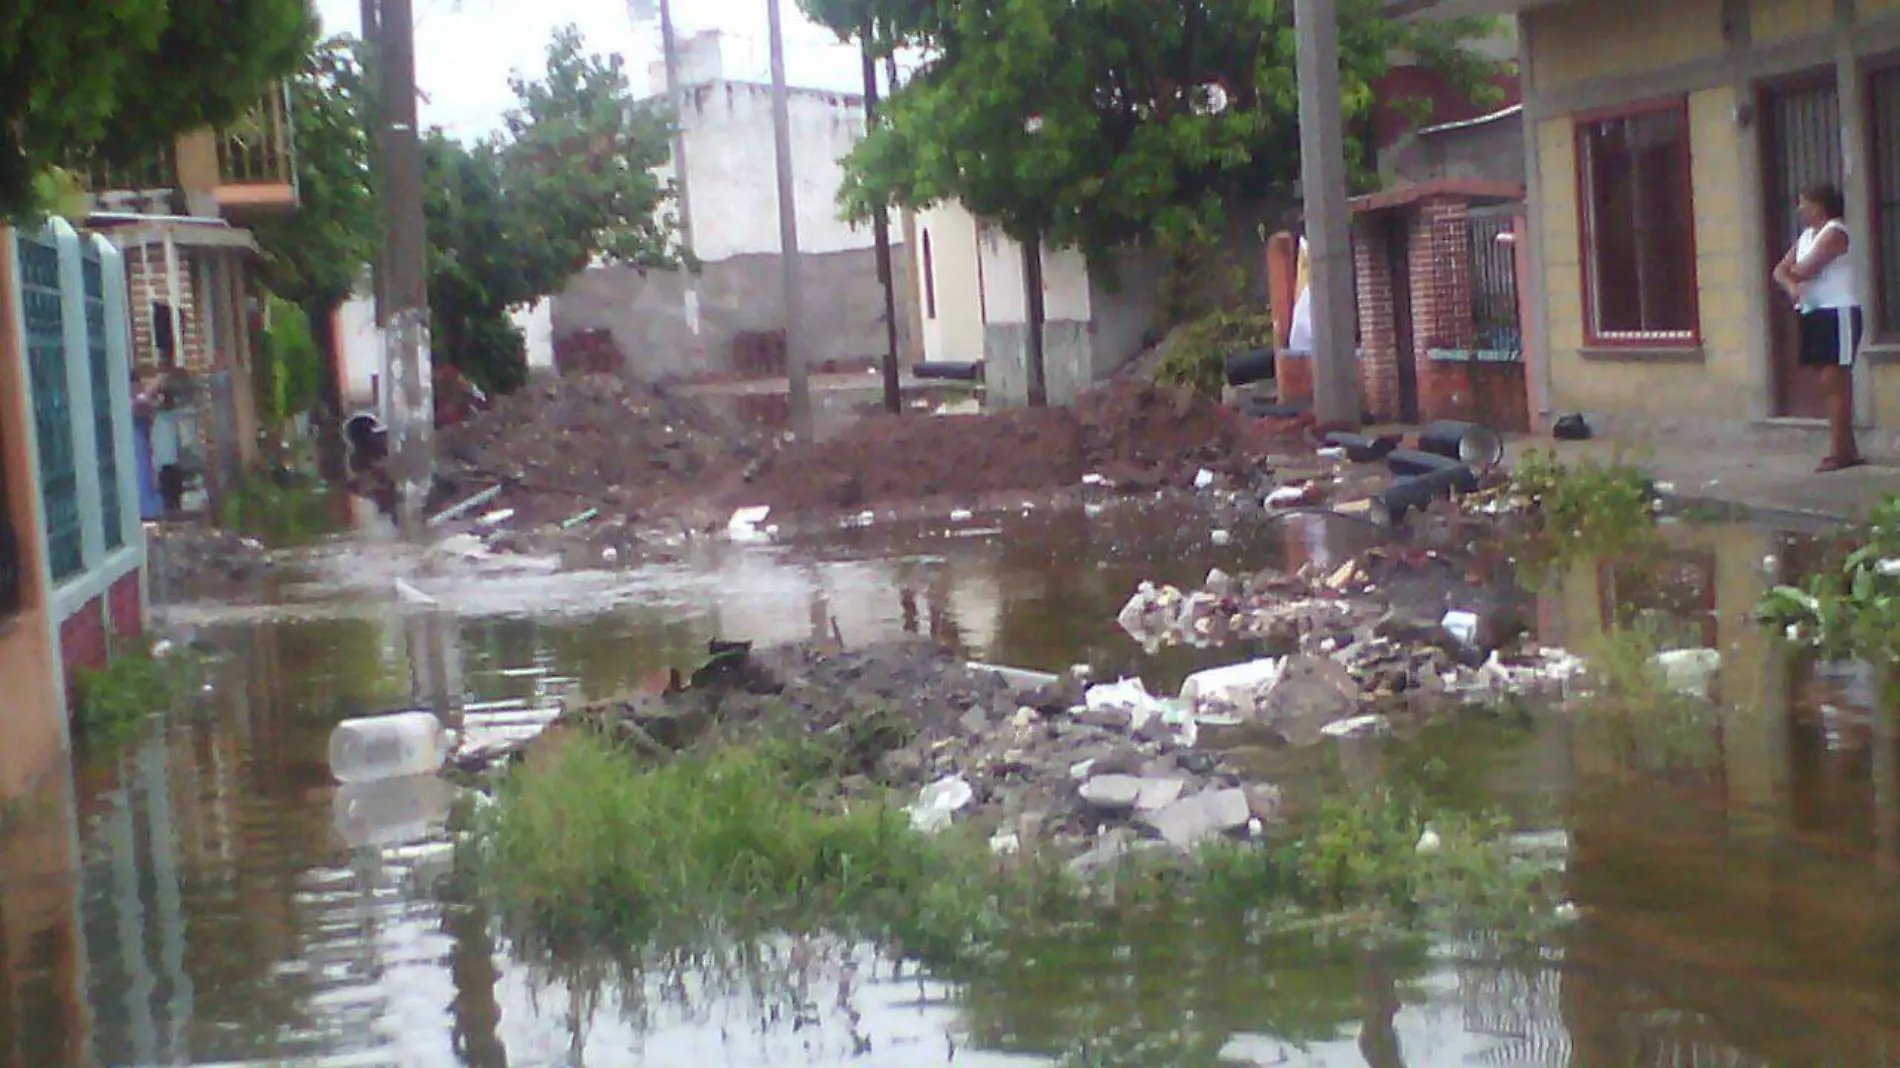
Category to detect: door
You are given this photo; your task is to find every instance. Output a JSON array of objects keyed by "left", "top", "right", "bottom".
[
  {"left": 1384, "top": 216, "right": 1420, "bottom": 424},
  {"left": 1761, "top": 78, "right": 1843, "bottom": 419}
]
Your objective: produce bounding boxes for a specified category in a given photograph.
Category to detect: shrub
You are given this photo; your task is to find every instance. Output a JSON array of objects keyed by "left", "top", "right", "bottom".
[{"left": 1152, "top": 309, "right": 1274, "bottom": 397}]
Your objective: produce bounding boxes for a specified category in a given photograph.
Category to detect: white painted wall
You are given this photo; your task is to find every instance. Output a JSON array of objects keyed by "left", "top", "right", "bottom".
[
  {"left": 512, "top": 299, "right": 554, "bottom": 372},
  {"left": 975, "top": 225, "right": 1091, "bottom": 325},
  {"left": 913, "top": 203, "right": 987, "bottom": 364},
  {"left": 337, "top": 290, "right": 382, "bottom": 414},
  {"left": 645, "top": 30, "right": 884, "bottom": 264}
]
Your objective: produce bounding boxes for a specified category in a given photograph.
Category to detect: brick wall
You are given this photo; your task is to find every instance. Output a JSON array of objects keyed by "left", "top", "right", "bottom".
[
  {"left": 123, "top": 246, "right": 210, "bottom": 373},
  {"left": 59, "top": 598, "right": 108, "bottom": 689},
  {"left": 1354, "top": 228, "right": 1399, "bottom": 420},
  {"left": 107, "top": 573, "right": 142, "bottom": 640}
]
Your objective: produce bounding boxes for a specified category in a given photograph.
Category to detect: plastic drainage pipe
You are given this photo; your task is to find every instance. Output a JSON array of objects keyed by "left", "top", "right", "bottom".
[
  {"left": 1416, "top": 420, "right": 1505, "bottom": 471},
  {"left": 1223, "top": 348, "right": 1277, "bottom": 387},
  {"left": 1383, "top": 448, "right": 1480, "bottom": 490},
  {"left": 1370, "top": 465, "right": 1475, "bottom": 526},
  {"left": 914, "top": 361, "right": 984, "bottom": 381},
  {"left": 1322, "top": 431, "right": 1398, "bottom": 463},
  {"left": 1240, "top": 397, "right": 1307, "bottom": 420}
]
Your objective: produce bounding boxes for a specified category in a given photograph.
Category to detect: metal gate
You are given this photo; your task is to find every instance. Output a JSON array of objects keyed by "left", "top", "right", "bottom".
[{"left": 19, "top": 231, "right": 83, "bottom": 581}]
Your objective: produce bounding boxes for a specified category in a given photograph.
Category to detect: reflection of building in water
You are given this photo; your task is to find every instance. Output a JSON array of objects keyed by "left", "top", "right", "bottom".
[
  {"left": 1541, "top": 521, "right": 1900, "bottom": 1064},
  {"left": 0, "top": 772, "right": 89, "bottom": 1068}
]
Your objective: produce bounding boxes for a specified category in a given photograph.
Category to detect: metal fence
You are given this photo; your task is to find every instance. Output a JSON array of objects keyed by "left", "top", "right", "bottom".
[
  {"left": 19, "top": 232, "right": 84, "bottom": 582},
  {"left": 1467, "top": 210, "right": 1523, "bottom": 357}
]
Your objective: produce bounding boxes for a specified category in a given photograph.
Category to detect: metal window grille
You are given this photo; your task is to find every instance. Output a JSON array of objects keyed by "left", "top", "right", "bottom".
[
  {"left": 20, "top": 234, "right": 83, "bottom": 581},
  {"left": 83, "top": 246, "right": 123, "bottom": 551},
  {"left": 1468, "top": 211, "right": 1522, "bottom": 357}
]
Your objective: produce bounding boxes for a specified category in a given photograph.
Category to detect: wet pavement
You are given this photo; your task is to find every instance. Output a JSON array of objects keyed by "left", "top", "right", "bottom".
[{"left": 3, "top": 501, "right": 1899, "bottom": 1067}]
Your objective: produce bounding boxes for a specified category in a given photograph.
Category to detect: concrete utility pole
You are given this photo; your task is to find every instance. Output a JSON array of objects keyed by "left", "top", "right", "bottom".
[
  {"left": 1293, "top": 0, "right": 1359, "bottom": 430},
  {"left": 658, "top": 0, "right": 694, "bottom": 257},
  {"left": 860, "top": 22, "right": 902, "bottom": 414},
  {"left": 364, "top": 0, "right": 435, "bottom": 533},
  {"left": 766, "top": 0, "right": 813, "bottom": 439}
]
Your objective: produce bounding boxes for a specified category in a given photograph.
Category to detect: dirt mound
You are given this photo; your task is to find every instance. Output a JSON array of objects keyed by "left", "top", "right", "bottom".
[
  {"left": 739, "top": 380, "right": 1266, "bottom": 515},
  {"left": 437, "top": 373, "right": 765, "bottom": 523}
]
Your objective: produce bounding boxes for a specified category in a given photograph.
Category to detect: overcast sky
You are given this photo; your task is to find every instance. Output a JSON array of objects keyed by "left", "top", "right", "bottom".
[{"left": 312, "top": 0, "right": 870, "bottom": 139}]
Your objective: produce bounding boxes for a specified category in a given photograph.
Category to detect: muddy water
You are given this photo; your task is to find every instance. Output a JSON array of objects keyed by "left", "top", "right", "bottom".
[{"left": 4, "top": 506, "right": 1900, "bottom": 1067}]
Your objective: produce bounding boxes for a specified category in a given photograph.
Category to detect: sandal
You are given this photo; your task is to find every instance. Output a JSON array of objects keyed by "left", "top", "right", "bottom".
[{"left": 1817, "top": 456, "right": 1867, "bottom": 473}]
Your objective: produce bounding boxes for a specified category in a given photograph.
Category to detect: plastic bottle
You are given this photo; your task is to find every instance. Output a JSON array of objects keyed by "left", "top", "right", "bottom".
[{"left": 328, "top": 710, "right": 453, "bottom": 785}]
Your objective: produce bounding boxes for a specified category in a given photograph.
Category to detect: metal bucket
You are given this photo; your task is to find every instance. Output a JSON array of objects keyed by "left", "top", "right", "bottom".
[{"left": 1417, "top": 420, "right": 1505, "bottom": 471}]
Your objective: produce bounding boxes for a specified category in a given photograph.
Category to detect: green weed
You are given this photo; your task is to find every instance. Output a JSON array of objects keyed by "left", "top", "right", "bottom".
[
  {"left": 1508, "top": 448, "right": 1657, "bottom": 566},
  {"left": 1759, "top": 493, "right": 1900, "bottom": 664},
  {"left": 1153, "top": 309, "right": 1274, "bottom": 397},
  {"left": 476, "top": 732, "right": 1560, "bottom": 972},
  {"left": 218, "top": 467, "right": 338, "bottom": 546},
  {"left": 72, "top": 640, "right": 199, "bottom": 743}
]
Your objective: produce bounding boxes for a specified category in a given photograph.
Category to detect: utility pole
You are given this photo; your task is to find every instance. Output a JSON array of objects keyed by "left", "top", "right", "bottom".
[
  {"left": 860, "top": 21, "right": 902, "bottom": 414},
  {"left": 364, "top": 0, "right": 434, "bottom": 533},
  {"left": 658, "top": 0, "right": 694, "bottom": 257},
  {"left": 767, "top": 0, "right": 813, "bottom": 440},
  {"left": 1293, "top": 0, "right": 1359, "bottom": 431}
]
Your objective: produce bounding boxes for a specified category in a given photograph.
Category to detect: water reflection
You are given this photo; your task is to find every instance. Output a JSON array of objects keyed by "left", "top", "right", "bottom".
[{"left": 2, "top": 513, "right": 1899, "bottom": 1065}]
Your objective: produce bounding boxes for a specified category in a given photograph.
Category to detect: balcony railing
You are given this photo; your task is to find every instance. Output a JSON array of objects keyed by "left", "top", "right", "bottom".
[
  {"left": 216, "top": 86, "right": 294, "bottom": 188},
  {"left": 76, "top": 142, "right": 178, "bottom": 198}
]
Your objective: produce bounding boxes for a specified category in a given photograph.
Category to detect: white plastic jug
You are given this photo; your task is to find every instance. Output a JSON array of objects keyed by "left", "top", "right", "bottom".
[
  {"left": 1179, "top": 658, "right": 1286, "bottom": 715},
  {"left": 328, "top": 711, "right": 453, "bottom": 785},
  {"left": 332, "top": 774, "right": 456, "bottom": 849}
]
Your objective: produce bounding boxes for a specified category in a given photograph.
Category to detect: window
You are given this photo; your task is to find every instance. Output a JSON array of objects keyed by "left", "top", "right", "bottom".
[
  {"left": 1868, "top": 68, "right": 1900, "bottom": 334},
  {"left": 1577, "top": 103, "right": 1699, "bottom": 342},
  {"left": 922, "top": 230, "right": 938, "bottom": 319},
  {"left": 151, "top": 301, "right": 177, "bottom": 366}
]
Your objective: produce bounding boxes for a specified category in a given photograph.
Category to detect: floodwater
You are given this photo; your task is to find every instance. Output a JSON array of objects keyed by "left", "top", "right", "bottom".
[{"left": 4, "top": 501, "right": 1900, "bottom": 1067}]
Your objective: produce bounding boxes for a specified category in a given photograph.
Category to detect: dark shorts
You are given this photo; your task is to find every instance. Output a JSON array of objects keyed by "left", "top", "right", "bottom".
[{"left": 1799, "top": 306, "right": 1864, "bottom": 367}]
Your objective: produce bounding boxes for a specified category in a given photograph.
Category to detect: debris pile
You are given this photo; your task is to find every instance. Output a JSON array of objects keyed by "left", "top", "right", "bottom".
[
  {"left": 151, "top": 522, "right": 275, "bottom": 599},
  {"left": 738, "top": 380, "right": 1293, "bottom": 515},
  {"left": 436, "top": 373, "right": 767, "bottom": 525}
]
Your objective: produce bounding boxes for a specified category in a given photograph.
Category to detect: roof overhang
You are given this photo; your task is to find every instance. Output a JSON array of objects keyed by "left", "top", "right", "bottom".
[
  {"left": 1349, "top": 178, "right": 1526, "bottom": 215},
  {"left": 90, "top": 218, "right": 259, "bottom": 255}
]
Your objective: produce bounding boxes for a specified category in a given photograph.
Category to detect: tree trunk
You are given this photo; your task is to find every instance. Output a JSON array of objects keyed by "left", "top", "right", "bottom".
[
  {"left": 1022, "top": 236, "right": 1048, "bottom": 407},
  {"left": 307, "top": 296, "right": 347, "bottom": 483},
  {"left": 862, "top": 21, "right": 903, "bottom": 415}
]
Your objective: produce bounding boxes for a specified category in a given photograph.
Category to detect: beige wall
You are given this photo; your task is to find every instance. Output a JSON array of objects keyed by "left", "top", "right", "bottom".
[
  {"left": 914, "top": 203, "right": 988, "bottom": 365},
  {"left": 0, "top": 235, "right": 68, "bottom": 802},
  {"left": 1525, "top": 0, "right": 1900, "bottom": 429}
]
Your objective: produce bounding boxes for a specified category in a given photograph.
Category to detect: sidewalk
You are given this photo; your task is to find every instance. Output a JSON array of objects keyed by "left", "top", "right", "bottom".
[{"left": 1521, "top": 434, "right": 1900, "bottom": 524}]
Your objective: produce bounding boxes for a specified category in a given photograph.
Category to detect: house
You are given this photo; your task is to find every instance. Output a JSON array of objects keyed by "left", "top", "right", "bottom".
[
  {"left": 0, "top": 221, "right": 147, "bottom": 800},
  {"left": 552, "top": 30, "right": 917, "bottom": 383},
  {"left": 0, "top": 90, "right": 296, "bottom": 802},
  {"left": 1395, "top": 0, "right": 1900, "bottom": 440},
  {"left": 910, "top": 201, "right": 1167, "bottom": 406},
  {"left": 78, "top": 87, "right": 298, "bottom": 512}
]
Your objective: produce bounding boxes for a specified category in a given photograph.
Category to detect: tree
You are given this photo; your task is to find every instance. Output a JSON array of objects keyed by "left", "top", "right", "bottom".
[
  {"left": 423, "top": 25, "right": 681, "bottom": 393},
  {"left": 809, "top": 0, "right": 1496, "bottom": 403},
  {"left": 0, "top": 0, "right": 313, "bottom": 217},
  {"left": 249, "top": 35, "right": 379, "bottom": 476}
]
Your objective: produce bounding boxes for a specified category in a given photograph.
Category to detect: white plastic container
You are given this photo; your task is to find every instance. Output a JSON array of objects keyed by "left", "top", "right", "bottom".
[
  {"left": 328, "top": 711, "right": 453, "bottom": 785},
  {"left": 1652, "top": 648, "right": 1722, "bottom": 699},
  {"left": 1179, "top": 658, "right": 1286, "bottom": 714},
  {"left": 332, "top": 774, "right": 456, "bottom": 849}
]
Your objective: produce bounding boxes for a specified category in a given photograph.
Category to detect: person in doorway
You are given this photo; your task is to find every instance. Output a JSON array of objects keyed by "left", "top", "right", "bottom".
[{"left": 1774, "top": 182, "right": 1864, "bottom": 472}]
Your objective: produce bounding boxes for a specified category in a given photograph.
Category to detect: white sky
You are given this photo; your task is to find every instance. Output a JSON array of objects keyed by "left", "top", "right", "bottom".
[{"left": 313, "top": 0, "right": 870, "bottom": 140}]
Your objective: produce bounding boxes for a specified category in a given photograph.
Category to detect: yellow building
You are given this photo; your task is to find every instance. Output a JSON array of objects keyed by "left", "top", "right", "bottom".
[{"left": 1405, "top": 0, "right": 1900, "bottom": 440}]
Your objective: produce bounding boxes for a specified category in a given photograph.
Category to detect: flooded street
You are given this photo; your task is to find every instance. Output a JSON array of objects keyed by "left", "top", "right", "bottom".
[{"left": 4, "top": 503, "right": 1900, "bottom": 1067}]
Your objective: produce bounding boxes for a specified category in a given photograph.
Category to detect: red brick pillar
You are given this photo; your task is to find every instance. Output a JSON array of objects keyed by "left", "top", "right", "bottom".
[
  {"left": 1265, "top": 231, "right": 1311, "bottom": 404},
  {"left": 1411, "top": 197, "right": 1474, "bottom": 423},
  {"left": 1354, "top": 220, "right": 1398, "bottom": 421}
]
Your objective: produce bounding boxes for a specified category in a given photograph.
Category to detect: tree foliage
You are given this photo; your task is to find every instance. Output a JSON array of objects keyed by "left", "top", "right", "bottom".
[
  {"left": 252, "top": 36, "right": 379, "bottom": 314},
  {"left": 813, "top": 0, "right": 1499, "bottom": 258},
  {"left": 425, "top": 25, "right": 680, "bottom": 393},
  {"left": 0, "top": 0, "right": 313, "bottom": 218}
]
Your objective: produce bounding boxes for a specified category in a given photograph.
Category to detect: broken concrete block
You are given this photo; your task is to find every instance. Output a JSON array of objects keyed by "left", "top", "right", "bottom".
[{"left": 1143, "top": 788, "right": 1252, "bottom": 851}]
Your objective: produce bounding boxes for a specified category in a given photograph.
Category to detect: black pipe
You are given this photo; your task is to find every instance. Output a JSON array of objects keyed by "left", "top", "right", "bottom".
[
  {"left": 1323, "top": 431, "right": 1400, "bottom": 463},
  {"left": 1240, "top": 398, "right": 1307, "bottom": 419},
  {"left": 1383, "top": 448, "right": 1479, "bottom": 492},
  {"left": 913, "top": 361, "right": 984, "bottom": 381},
  {"left": 1370, "top": 464, "right": 1477, "bottom": 526},
  {"left": 1416, "top": 420, "right": 1505, "bottom": 470},
  {"left": 1223, "top": 348, "right": 1277, "bottom": 387}
]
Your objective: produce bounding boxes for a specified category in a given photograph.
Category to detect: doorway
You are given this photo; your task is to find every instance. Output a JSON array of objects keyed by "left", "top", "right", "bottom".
[
  {"left": 1760, "top": 77, "right": 1843, "bottom": 419},
  {"left": 1382, "top": 215, "right": 1420, "bottom": 424}
]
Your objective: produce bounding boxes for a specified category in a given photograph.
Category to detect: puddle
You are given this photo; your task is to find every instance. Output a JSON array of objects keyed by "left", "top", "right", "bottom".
[{"left": 4, "top": 509, "right": 1900, "bottom": 1066}]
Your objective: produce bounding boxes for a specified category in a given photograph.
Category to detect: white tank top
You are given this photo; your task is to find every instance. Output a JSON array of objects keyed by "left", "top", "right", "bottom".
[{"left": 1796, "top": 219, "right": 1856, "bottom": 311}]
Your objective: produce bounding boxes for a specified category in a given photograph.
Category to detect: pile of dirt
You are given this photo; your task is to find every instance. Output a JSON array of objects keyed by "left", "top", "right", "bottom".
[
  {"left": 436, "top": 373, "right": 766, "bottom": 524},
  {"left": 738, "top": 380, "right": 1277, "bottom": 515}
]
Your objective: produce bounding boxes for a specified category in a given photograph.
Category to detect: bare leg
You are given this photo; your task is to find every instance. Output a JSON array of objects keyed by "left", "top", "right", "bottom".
[{"left": 1826, "top": 365, "right": 1861, "bottom": 466}]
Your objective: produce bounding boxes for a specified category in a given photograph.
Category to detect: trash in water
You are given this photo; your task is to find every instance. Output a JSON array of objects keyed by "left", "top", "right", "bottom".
[
  {"left": 1316, "top": 446, "right": 1347, "bottom": 460},
  {"left": 474, "top": 507, "right": 515, "bottom": 529},
  {"left": 908, "top": 775, "right": 975, "bottom": 832},
  {"left": 328, "top": 710, "right": 454, "bottom": 785},
  {"left": 1082, "top": 473, "right": 1109, "bottom": 487},
  {"left": 1441, "top": 609, "right": 1480, "bottom": 647},
  {"left": 727, "top": 505, "right": 773, "bottom": 543},
  {"left": 1653, "top": 647, "right": 1721, "bottom": 698},
  {"left": 1194, "top": 468, "right": 1216, "bottom": 489},
  {"left": 1320, "top": 713, "right": 1391, "bottom": 739},
  {"left": 1179, "top": 657, "right": 1286, "bottom": 716},
  {"left": 1265, "top": 483, "right": 1320, "bottom": 509},
  {"left": 989, "top": 830, "right": 1022, "bottom": 855},
  {"left": 949, "top": 508, "right": 975, "bottom": 521},
  {"left": 1210, "top": 528, "right": 1233, "bottom": 546}
]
